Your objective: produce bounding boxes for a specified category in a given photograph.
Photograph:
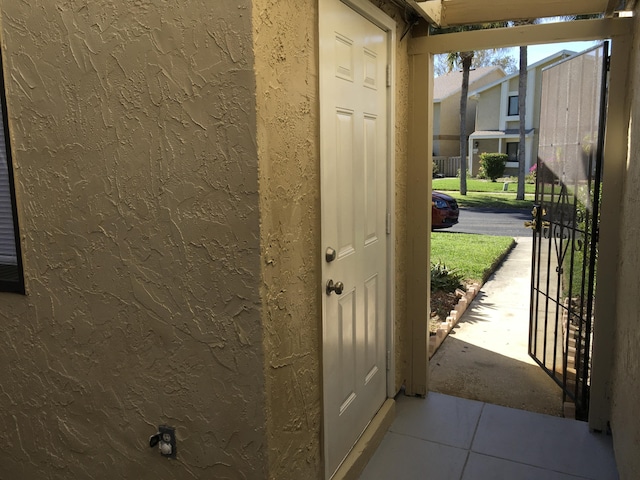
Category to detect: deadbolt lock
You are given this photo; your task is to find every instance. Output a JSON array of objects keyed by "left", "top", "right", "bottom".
[{"left": 326, "top": 247, "right": 337, "bottom": 263}]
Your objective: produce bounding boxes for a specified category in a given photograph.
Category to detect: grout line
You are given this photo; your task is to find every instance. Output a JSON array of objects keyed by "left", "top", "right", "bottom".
[
  {"left": 469, "top": 401, "right": 486, "bottom": 451},
  {"left": 459, "top": 401, "right": 486, "bottom": 478},
  {"left": 387, "top": 429, "right": 470, "bottom": 452},
  {"left": 463, "top": 451, "right": 596, "bottom": 480}
]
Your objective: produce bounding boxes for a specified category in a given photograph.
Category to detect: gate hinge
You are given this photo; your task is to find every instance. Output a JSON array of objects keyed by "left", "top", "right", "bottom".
[
  {"left": 386, "top": 213, "right": 391, "bottom": 234},
  {"left": 594, "top": 227, "right": 600, "bottom": 243},
  {"left": 386, "top": 65, "right": 392, "bottom": 87}
]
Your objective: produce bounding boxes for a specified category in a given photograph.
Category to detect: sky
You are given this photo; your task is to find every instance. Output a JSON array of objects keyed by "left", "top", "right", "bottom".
[{"left": 520, "top": 41, "right": 601, "bottom": 65}]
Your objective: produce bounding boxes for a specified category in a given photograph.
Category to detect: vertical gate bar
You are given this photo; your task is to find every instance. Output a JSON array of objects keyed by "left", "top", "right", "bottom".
[
  {"left": 529, "top": 44, "right": 610, "bottom": 416},
  {"left": 581, "top": 43, "right": 609, "bottom": 418},
  {"left": 529, "top": 202, "right": 539, "bottom": 357}
]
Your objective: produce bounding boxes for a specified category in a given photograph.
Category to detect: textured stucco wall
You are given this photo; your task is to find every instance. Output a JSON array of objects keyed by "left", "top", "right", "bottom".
[
  {"left": 255, "top": 1, "right": 409, "bottom": 478},
  {"left": 0, "top": 1, "right": 266, "bottom": 478},
  {"left": 254, "top": 0, "right": 323, "bottom": 477},
  {"left": 611, "top": 8, "right": 640, "bottom": 479},
  {"left": 385, "top": 3, "right": 410, "bottom": 395}
]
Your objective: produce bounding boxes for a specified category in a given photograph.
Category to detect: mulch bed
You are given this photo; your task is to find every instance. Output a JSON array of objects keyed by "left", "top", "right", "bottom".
[{"left": 430, "top": 283, "right": 474, "bottom": 334}]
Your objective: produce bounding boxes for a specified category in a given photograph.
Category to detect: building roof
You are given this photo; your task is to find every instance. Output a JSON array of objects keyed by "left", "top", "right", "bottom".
[
  {"left": 468, "top": 50, "right": 577, "bottom": 98},
  {"left": 471, "top": 128, "right": 535, "bottom": 137},
  {"left": 433, "top": 66, "right": 505, "bottom": 102}
]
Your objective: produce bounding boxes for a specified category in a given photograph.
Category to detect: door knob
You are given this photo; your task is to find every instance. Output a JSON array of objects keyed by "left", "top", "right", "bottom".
[{"left": 326, "top": 279, "right": 344, "bottom": 295}]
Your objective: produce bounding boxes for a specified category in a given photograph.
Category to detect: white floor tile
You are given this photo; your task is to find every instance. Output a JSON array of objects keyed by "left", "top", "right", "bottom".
[
  {"left": 462, "top": 452, "right": 593, "bottom": 480},
  {"left": 391, "top": 392, "right": 484, "bottom": 449},
  {"left": 359, "top": 432, "right": 467, "bottom": 480},
  {"left": 360, "top": 394, "right": 618, "bottom": 480},
  {"left": 471, "top": 403, "right": 618, "bottom": 479}
]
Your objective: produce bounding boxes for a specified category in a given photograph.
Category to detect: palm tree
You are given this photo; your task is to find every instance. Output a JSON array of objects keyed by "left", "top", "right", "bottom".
[
  {"left": 516, "top": 43, "right": 527, "bottom": 201},
  {"left": 512, "top": 20, "right": 537, "bottom": 201},
  {"left": 436, "top": 22, "right": 507, "bottom": 195},
  {"left": 447, "top": 51, "right": 473, "bottom": 195}
]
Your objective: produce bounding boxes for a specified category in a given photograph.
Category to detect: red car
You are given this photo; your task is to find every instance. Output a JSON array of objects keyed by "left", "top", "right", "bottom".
[{"left": 432, "top": 191, "right": 459, "bottom": 229}]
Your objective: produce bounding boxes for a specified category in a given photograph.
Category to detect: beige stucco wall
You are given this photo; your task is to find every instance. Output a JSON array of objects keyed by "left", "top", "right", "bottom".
[
  {"left": 0, "top": 0, "right": 410, "bottom": 477},
  {"left": 475, "top": 85, "right": 501, "bottom": 131},
  {"left": 255, "top": 1, "right": 410, "bottom": 478},
  {"left": 0, "top": 1, "right": 267, "bottom": 478},
  {"left": 436, "top": 95, "right": 475, "bottom": 157},
  {"left": 254, "top": 0, "right": 323, "bottom": 477},
  {"left": 435, "top": 69, "right": 505, "bottom": 158},
  {"left": 611, "top": 7, "right": 640, "bottom": 479}
]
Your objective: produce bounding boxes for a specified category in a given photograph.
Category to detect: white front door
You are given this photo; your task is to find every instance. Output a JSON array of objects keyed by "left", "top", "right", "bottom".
[{"left": 319, "top": 1, "right": 389, "bottom": 477}]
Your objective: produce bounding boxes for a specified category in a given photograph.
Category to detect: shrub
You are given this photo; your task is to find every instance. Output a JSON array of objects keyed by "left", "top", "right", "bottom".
[
  {"left": 430, "top": 261, "right": 465, "bottom": 293},
  {"left": 432, "top": 160, "right": 439, "bottom": 178},
  {"left": 479, "top": 152, "right": 508, "bottom": 181}
]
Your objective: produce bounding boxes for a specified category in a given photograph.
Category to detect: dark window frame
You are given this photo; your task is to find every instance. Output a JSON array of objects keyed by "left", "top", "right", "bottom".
[
  {"left": 0, "top": 49, "right": 25, "bottom": 294},
  {"left": 508, "top": 95, "right": 519, "bottom": 116},
  {"left": 506, "top": 142, "right": 519, "bottom": 162}
]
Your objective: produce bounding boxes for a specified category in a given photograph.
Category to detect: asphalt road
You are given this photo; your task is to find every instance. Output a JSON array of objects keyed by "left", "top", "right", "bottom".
[{"left": 438, "top": 208, "right": 533, "bottom": 237}]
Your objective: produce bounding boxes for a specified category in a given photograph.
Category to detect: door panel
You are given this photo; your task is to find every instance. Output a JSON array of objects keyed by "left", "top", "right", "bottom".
[
  {"left": 529, "top": 43, "right": 608, "bottom": 420},
  {"left": 320, "top": 0, "right": 389, "bottom": 477}
]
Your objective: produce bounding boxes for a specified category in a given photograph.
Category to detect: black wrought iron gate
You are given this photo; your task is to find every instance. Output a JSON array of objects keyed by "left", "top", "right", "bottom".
[{"left": 528, "top": 43, "right": 609, "bottom": 421}]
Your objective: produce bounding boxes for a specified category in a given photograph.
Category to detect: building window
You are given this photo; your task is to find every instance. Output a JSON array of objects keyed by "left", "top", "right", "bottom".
[
  {"left": 506, "top": 142, "right": 519, "bottom": 162},
  {"left": 0, "top": 53, "right": 24, "bottom": 294},
  {"left": 508, "top": 95, "right": 519, "bottom": 116}
]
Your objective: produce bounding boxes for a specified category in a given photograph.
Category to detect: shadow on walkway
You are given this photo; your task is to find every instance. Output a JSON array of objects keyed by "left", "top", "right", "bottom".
[{"left": 429, "top": 236, "right": 564, "bottom": 417}]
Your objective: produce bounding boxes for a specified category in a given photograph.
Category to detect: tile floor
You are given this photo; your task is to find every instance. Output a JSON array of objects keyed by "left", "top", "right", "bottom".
[{"left": 359, "top": 392, "right": 618, "bottom": 480}]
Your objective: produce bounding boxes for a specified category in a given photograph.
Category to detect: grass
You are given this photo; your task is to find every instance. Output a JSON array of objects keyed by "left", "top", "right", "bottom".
[
  {"left": 433, "top": 177, "right": 536, "bottom": 194},
  {"left": 443, "top": 191, "right": 535, "bottom": 209},
  {"left": 431, "top": 232, "right": 515, "bottom": 284},
  {"left": 433, "top": 177, "right": 536, "bottom": 209}
]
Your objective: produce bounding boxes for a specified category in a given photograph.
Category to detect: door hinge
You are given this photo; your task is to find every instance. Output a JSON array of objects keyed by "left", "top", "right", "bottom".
[
  {"left": 386, "top": 351, "right": 391, "bottom": 371},
  {"left": 386, "top": 213, "right": 391, "bottom": 234},
  {"left": 386, "top": 65, "right": 391, "bottom": 87}
]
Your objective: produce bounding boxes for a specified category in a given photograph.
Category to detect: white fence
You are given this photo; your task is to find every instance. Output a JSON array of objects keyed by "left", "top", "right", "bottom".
[{"left": 433, "top": 156, "right": 466, "bottom": 177}]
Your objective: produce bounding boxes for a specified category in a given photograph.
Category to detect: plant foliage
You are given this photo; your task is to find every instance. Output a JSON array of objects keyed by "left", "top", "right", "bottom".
[
  {"left": 480, "top": 153, "right": 508, "bottom": 181},
  {"left": 430, "top": 261, "right": 465, "bottom": 293}
]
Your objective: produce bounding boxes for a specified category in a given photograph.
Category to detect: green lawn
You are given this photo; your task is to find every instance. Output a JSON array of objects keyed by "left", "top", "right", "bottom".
[
  {"left": 433, "top": 177, "right": 536, "bottom": 194},
  {"left": 443, "top": 191, "right": 535, "bottom": 209},
  {"left": 432, "top": 177, "right": 536, "bottom": 209},
  {"left": 431, "top": 232, "right": 515, "bottom": 284}
]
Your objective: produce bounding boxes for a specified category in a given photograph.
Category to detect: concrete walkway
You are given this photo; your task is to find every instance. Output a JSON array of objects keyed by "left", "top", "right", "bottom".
[{"left": 429, "top": 236, "right": 564, "bottom": 417}]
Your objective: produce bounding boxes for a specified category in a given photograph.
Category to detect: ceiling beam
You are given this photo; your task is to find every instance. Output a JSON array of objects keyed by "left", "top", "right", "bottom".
[
  {"left": 409, "top": 17, "right": 633, "bottom": 54},
  {"left": 437, "top": 0, "right": 609, "bottom": 27},
  {"left": 605, "top": 0, "right": 628, "bottom": 15},
  {"left": 409, "top": 1, "right": 442, "bottom": 26}
]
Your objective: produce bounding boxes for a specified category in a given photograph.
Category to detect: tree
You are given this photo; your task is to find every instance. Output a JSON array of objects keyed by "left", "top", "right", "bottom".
[
  {"left": 516, "top": 43, "right": 528, "bottom": 200},
  {"left": 447, "top": 51, "right": 473, "bottom": 195},
  {"left": 472, "top": 49, "right": 518, "bottom": 74},
  {"left": 434, "top": 49, "right": 517, "bottom": 77},
  {"left": 512, "top": 20, "right": 537, "bottom": 201},
  {"left": 434, "top": 22, "right": 507, "bottom": 195}
]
